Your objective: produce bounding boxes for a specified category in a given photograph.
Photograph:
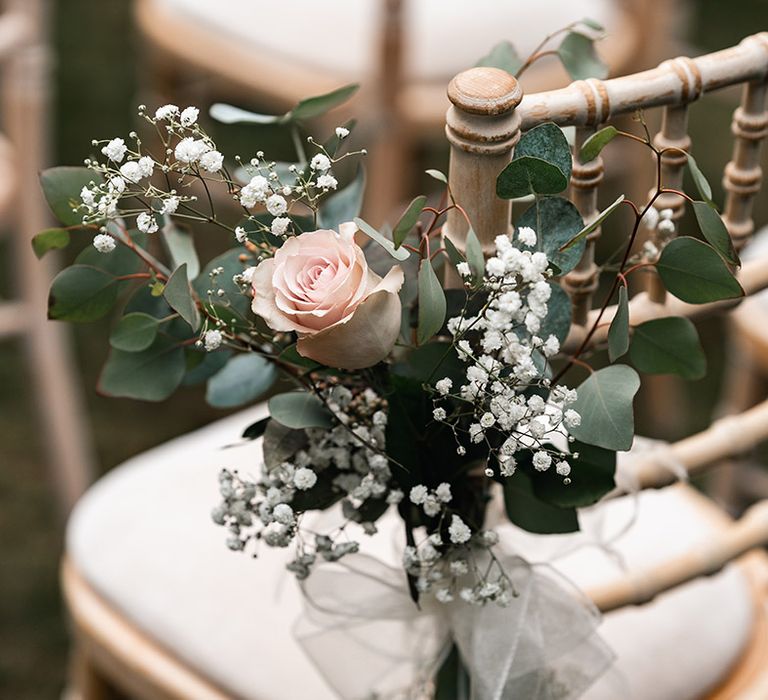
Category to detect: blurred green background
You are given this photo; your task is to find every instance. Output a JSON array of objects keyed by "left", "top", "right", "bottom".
[{"left": 1, "top": 0, "right": 767, "bottom": 697}]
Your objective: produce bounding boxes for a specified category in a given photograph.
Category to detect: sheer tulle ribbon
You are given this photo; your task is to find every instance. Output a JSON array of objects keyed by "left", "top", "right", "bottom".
[{"left": 294, "top": 551, "right": 614, "bottom": 699}]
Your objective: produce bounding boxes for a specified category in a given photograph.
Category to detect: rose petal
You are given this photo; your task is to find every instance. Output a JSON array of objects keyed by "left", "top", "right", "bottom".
[
  {"left": 296, "top": 285, "right": 403, "bottom": 369},
  {"left": 251, "top": 258, "right": 305, "bottom": 332}
]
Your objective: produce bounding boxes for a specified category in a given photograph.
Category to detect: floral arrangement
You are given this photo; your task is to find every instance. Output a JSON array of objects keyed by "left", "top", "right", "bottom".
[{"left": 37, "top": 23, "right": 745, "bottom": 696}]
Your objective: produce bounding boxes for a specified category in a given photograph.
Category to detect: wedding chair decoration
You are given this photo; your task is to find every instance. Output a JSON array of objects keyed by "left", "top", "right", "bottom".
[
  {"left": 44, "top": 29, "right": 768, "bottom": 700},
  {"left": 134, "top": 0, "right": 669, "bottom": 223},
  {"left": 0, "top": 0, "right": 95, "bottom": 512}
]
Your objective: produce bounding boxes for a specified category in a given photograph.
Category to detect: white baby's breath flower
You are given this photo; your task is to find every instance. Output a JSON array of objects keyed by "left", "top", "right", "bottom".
[
  {"left": 517, "top": 226, "right": 537, "bottom": 247},
  {"left": 241, "top": 266, "right": 257, "bottom": 283},
  {"left": 271, "top": 216, "right": 291, "bottom": 237},
  {"left": 203, "top": 329, "right": 223, "bottom": 351},
  {"left": 409, "top": 484, "right": 428, "bottom": 505},
  {"left": 435, "top": 378, "right": 453, "bottom": 395},
  {"left": 316, "top": 173, "right": 338, "bottom": 190},
  {"left": 154, "top": 104, "right": 178, "bottom": 120},
  {"left": 564, "top": 409, "right": 581, "bottom": 428},
  {"left": 101, "top": 137, "right": 127, "bottom": 163},
  {"left": 435, "top": 483, "right": 452, "bottom": 503},
  {"left": 556, "top": 460, "right": 571, "bottom": 476},
  {"left": 239, "top": 175, "right": 270, "bottom": 208},
  {"left": 456, "top": 261, "right": 471, "bottom": 278},
  {"left": 161, "top": 196, "right": 180, "bottom": 215},
  {"left": 174, "top": 137, "right": 209, "bottom": 164},
  {"left": 293, "top": 467, "right": 317, "bottom": 490},
  {"left": 80, "top": 186, "right": 96, "bottom": 207},
  {"left": 119, "top": 161, "right": 143, "bottom": 184},
  {"left": 92, "top": 233, "right": 116, "bottom": 253},
  {"left": 335, "top": 126, "right": 350, "bottom": 139},
  {"left": 310, "top": 153, "right": 331, "bottom": 171},
  {"left": 234, "top": 226, "right": 248, "bottom": 244},
  {"left": 532, "top": 451, "right": 552, "bottom": 472},
  {"left": 137, "top": 156, "right": 154, "bottom": 178},
  {"left": 199, "top": 149, "right": 224, "bottom": 173},
  {"left": 136, "top": 212, "right": 158, "bottom": 234},
  {"left": 273, "top": 503, "right": 294, "bottom": 525},
  {"left": 433, "top": 407, "right": 447, "bottom": 421},
  {"left": 448, "top": 515, "right": 471, "bottom": 544},
  {"left": 266, "top": 194, "right": 287, "bottom": 216},
  {"left": 180, "top": 106, "right": 199, "bottom": 126},
  {"left": 642, "top": 206, "right": 660, "bottom": 230}
]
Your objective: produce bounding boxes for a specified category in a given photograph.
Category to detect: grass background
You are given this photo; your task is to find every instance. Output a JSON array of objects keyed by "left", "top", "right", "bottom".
[{"left": 1, "top": 1, "right": 767, "bottom": 696}]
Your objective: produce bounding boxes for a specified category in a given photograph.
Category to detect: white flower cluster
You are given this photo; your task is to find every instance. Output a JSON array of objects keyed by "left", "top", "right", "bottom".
[
  {"left": 211, "top": 384, "right": 395, "bottom": 580},
  {"left": 433, "top": 229, "right": 580, "bottom": 479},
  {"left": 642, "top": 206, "right": 676, "bottom": 260}
]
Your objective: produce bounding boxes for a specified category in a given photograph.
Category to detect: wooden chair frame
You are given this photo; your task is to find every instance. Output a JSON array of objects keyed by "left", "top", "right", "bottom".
[{"left": 64, "top": 32, "right": 768, "bottom": 700}]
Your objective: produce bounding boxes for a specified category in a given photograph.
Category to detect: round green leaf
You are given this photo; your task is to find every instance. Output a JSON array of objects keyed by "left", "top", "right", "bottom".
[
  {"left": 629, "top": 317, "right": 706, "bottom": 380},
  {"left": 539, "top": 282, "right": 572, "bottom": 345},
  {"left": 579, "top": 126, "right": 618, "bottom": 163},
  {"left": 206, "top": 353, "right": 277, "bottom": 408},
  {"left": 557, "top": 31, "right": 608, "bottom": 80},
  {"left": 417, "top": 259, "right": 447, "bottom": 345},
  {"left": 40, "top": 167, "right": 102, "bottom": 226},
  {"left": 268, "top": 392, "right": 334, "bottom": 429},
  {"left": 503, "top": 468, "right": 579, "bottom": 534},
  {"left": 318, "top": 166, "right": 365, "bottom": 232},
  {"left": 98, "top": 335, "right": 186, "bottom": 401},
  {"left": 568, "top": 365, "right": 640, "bottom": 451},
  {"left": 163, "top": 263, "right": 200, "bottom": 331},
  {"left": 393, "top": 195, "right": 426, "bottom": 249},
  {"left": 475, "top": 40, "right": 523, "bottom": 74},
  {"left": 288, "top": 84, "right": 359, "bottom": 122},
  {"left": 32, "top": 228, "right": 70, "bottom": 259},
  {"left": 48, "top": 265, "right": 118, "bottom": 322},
  {"left": 656, "top": 237, "right": 743, "bottom": 304},
  {"left": 692, "top": 200, "right": 739, "bottom": 266},
  {"left": 109, "top": 312, "right": 159, "bottom": 352},
  {"left": 515, "top": 196, "right": 585, "bottom": 274}
]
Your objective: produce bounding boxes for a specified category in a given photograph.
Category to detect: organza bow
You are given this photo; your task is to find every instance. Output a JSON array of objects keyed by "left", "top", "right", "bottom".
[{"left": 294, "top": 551, "right": 614, "bottom": 700}]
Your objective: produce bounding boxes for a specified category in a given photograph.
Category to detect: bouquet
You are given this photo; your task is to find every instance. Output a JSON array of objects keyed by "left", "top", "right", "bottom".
[{"left": 37, "top": 25, "right": 744, "bottom": 698}]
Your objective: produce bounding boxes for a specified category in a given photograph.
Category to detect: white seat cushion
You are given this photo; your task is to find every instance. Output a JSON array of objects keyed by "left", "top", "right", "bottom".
[
  {"left": 156, "top": 0, "right": 619, "bottom": 83},
  {"left": 68, "top": 408, "right": 753, "bottom": 700}
]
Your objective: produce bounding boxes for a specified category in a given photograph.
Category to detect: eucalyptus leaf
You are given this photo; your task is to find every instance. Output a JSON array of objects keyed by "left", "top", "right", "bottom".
[
  {"left": 692, "top": 200, "right": 739, "bottom": 266},
  {"left": 40, "top": 166, "right": 102, "bottom": 226},
  {"left": 182, "top": 348, "right": 232, "bottom": 385},
  {"left": 163, "top": 263, "right": 200, "bottom": 331},
  {"left": 193, "top": 248, "right": 251, "bottom": 317},
  {"left": 268, "top": 392, "right": 334, "bottom": 429},
  {"left": 607, "top": 285, "right": 629, "bottom": 362},
  {"left": 557, "top": 31, "right": 608, "bottom": 80},
  {"left": 109, "top": 312, "right": 159, "bottom": 352},
  {"left": 568, "top": 365, "right": 640, "bottom": 451},
  {"left": 629, "top": 317, "right": 706, "bottom": 380},
  {"left": 539, "top": 282, "right": 572, "bottom": 345},
  {"left": 475, "top": 40, "right": 523, "bottom": 74},
  {"left": 262, "top": 419, "right": 309, "bottom": 470},
  {"left": 503, "top": 468, "right": 579, "bottom": 534},
  {"left": 515, "top": 196, "right": 585, "bottom": 274},
  {"left": 393, "top": 195, "right": 426, "bottom": 249},
  {"left": 32, "top": 228, "right": 70, "bottom": 259},
  {"left": 685, "top": 153, "right": 712, "bottom": 202},
  {"left": 443, "top": 236, "right": 466, "bottom": 269},
  {"left": 579, "top": 126, "right": 618, "bottom": 163},
  {"left": 318, "top": 166, "right": 365, "bottom": 231},
  {"left": 98, "top": 334, "right": 186, "bottom": 401},
  {"left": 209, "top": 103, "right": 282, "bottom": 125},
  {"left": 206, "top": 353, "right": 278, "bottom": 408},
  {"left": 425, "top": 169, "right": 448, "bottom": 184},
  {"left": 656, "top": 237, "right": 743, "bottom": 304},
  {"left": 288, "top": 84, "right": 359, "bottom": 122},
  {"left": 560, "top": 195, "right": 625, "bottom": 251},
  {"left": 48, "top": 265, "right": 118, "bottom": 322},
  {"left": 354, "top": 217, "right": 410, "bottom": 261},
  {"left": 580, "top": 17, "right": 605, "bottom": 31},
  {"left": 465, "top": 227, "right": 485, "bottom": 281},
  {"left": 417, "top": 259, "right": 447, "bottom": 345},
  {"left": 162, "top": 219, "right": 200, "bottom": 279}
]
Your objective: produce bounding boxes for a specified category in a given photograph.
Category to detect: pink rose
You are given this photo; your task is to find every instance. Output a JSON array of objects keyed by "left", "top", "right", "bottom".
[{"left": 251, "top": 222, "right": 404, "bottom": 369}]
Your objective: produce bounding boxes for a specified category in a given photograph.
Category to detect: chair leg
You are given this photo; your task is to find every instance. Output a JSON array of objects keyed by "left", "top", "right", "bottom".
[{"left": 66, "top": 644, "right": 122, "bottom": 700}]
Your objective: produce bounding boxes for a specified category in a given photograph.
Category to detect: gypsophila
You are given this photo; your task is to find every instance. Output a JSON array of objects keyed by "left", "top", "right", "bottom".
[{"left": 92, "top": 233, "right": 116, "bottom": 253}]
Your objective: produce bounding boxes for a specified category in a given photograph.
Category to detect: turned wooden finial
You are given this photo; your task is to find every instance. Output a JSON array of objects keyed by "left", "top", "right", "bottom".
[{"left": 443, "top": 68, "right": 522, "bottom": 287}]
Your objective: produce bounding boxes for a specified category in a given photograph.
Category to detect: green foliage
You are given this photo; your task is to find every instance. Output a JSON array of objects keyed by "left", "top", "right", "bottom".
[
  {"left": 442, "top": 236, "right": 465, "bottom": 270},
  {"left": 425, "top": 169, "right": 448, "bottom": 185},
  {"left": 685, "top": 153, "right": 712, "bottom": 202},
  {"left": 475, "top": 40, "right": 523, "bottom": 74},
  {"left": 561, "top": 195, "right": 624, "bottom": 251},
  {"left": 497, "top": 123, "right": 572, "bottom": 199},
  {"left": 394, "top": 341, "right": 465, "bottom": 387},
  {"left": 268, "top": 392, "right": 334, "bottom": 429},
  {"left": 182, "top": 348, "right": 232, "bottom": 385},
  {"left": 568, "top": 365, "right": 640, "bottom": 451},
  {"left": 630, "top": 317, "right": 706, "bottom": 380},
  {"left": 32, "top": 228, "right": 70, "bottom": 259},
  {"left": 417, "top": 259, "right": 447, "bottom": 345},
  {"left": 163, "top": 263, "right": 200, "bottom": 331},
  {"left": 109, "top": 312, "right": 158, "bottom": 352},
  {"left": 210, "top": 84, "right": 359, "bottom": 125},
  {"left": 557, "top": 31, "right": 608, "bottom": 80},
  {"left": 392, "top": 195, "right": 426, "bottom": 249},
  {"left": 579, "top": 126, "right": 618, "bottom": 163},
  {"left": 692, "top": 200, "right": 739, "bottom": 266},
  {"left": 262, "top": 419, "right": 309, "bottom": 470},
  {"left": 539, "top": 283, "right": 572, "bottom": 344},
  {"left": 607, "top": 285, "right": 629, "bottom": 362},
  {"left": 655, "top": 237, "right": 743, "bottom": 304},
  {"left": 503, "top": 467, "right": 579, "bottom": 534},
  {"left": 40, "top": 166, "right": 100, "bottom": 226},
  {"left": 532, "top": 442, "right": 616, "bottom": 508},
  {"left": 161, "top": 219, "right": 200, "bottom": 279},
  {"left": 278, "top": 344, "right": 323, "bottom": 371},
  {"left": 98, "top": 335, "right": 186, "bottom": 401},
  {"left": 464, "top": 228, "right": 485, "bottom": 282},
  {"left": 48, "top": 265, "right": 118, "bottom": 322},
  {"left": 515, "top": 196, "right": 585, "bottom": 274},
  {"left": 354, "top": 217, "right": 410, "bottom": 261},
  {"left": 318, "top": 166, "right": 365, "bottom": 231},
  {"left": 192, "top": 248, "right": 251, "bottom": 317},
  {"left": 206, "top": 353, "right": 277, "bottom": 408}
]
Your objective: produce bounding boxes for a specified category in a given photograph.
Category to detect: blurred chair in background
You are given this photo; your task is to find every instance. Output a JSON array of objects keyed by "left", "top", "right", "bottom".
[
  {"left": 0, "top": 0, "right": 94, "bottom": 512},
  {"left": 61, "top": 34, "right": 768, "bottom": 700},
  {"left": 134, "top": 0, "right": 674, "bottom": 225}
]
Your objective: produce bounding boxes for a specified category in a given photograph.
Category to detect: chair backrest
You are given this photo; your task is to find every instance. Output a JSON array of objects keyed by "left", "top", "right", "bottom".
[{"left": 441, "top": 33, "right": 768, "bottom": 613}]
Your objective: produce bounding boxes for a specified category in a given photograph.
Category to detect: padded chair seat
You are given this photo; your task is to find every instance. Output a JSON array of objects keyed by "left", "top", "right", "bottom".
[
  {"left": 151, "top": 0, "right": 619, "bottom": 84},
  {"left": 67, "top": 406, "right": 753, "bottom": 700}
]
